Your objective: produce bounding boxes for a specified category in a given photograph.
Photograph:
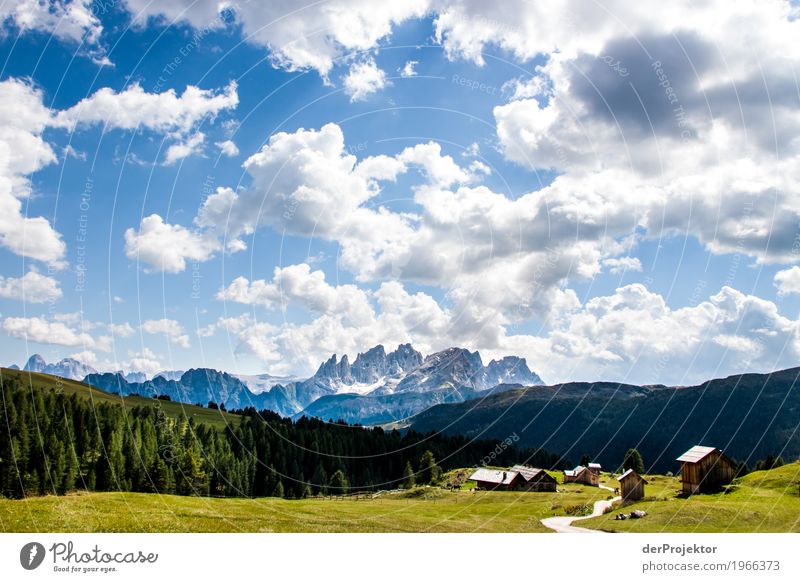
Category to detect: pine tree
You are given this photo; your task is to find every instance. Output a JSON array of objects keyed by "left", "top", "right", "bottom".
[
  {"left": 419, "top": 450, "right": 441, "bottom": 484},
  {"left": 272, "top": 480, "right": 285, "bottom": 498},
  {"left": 623, "top": 448, "right": 645, "bottom": 474},
  {"left": 328, "top": 469, "right": 349, "bottom": 495},
  {"left": 402, "top": 461, "right": 416, "bottom": 489}
]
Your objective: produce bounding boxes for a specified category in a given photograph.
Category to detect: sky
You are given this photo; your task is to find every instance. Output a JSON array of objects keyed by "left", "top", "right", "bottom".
[{"left": 2, "top": 0, "right": 800, "bottom": 386}]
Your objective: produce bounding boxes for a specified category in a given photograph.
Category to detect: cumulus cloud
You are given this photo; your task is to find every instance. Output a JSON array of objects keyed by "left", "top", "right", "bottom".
[
  {"left": 218, "top": 264, "right": 375, "bottom": 325},
  {"left": 343, "top": 58, "right": 388, "bottom": 101},
  {"left": 124, "top": 214, "right": 220, "bottom": 273},
  {"left": 1, "top": 0, "right": 103, "bottom": 44},
  {"left": 2, "top": 316, "right": 100, "bottom": 348},
  {"left": 0, "top": 270, "right": 62, "bottom": 303},
  {"left": 0, "top": 79, "right": 66, "bottom": 266},
  {"left": 502, "top": 284, "right": 800, "bottom": 385},
  {"left": 108, "top": 322, "right": 136, "bottom": 338},
  {"left": 123, "top": 0, "right": 430, "bottom": 78},
  {"left": 215, "top": 139, "right": 239, "bottom": 157},
  {"left": 164, "top": 132, "right": 205, "bottom": 165},
  {"left": 55, "top": 81, "right": 238, "bottom": 134},
  {"left": 142, "top": 318, "right": 191, "bottom": 348},
  {"left": 603, "top": 257, "right": 643, "bottom": 275},
  {"left": 124, "top": 347, "right": 162, "bottom": 376},
  {"left": 774, "top": 266, "right": 800, "bottom": 296},
  {"left": 399, "top": 60, "right": 418, "bottom": 77}
]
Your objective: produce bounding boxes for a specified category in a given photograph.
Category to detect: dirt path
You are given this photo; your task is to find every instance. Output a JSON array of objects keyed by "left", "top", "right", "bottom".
[{"left": 541, "top": 486, "right": 621, "bottom": 533}]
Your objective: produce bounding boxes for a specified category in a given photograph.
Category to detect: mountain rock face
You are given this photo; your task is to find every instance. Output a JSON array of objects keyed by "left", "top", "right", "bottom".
[
  {"left": 297, "top": 346, "right": 542, "bottom": 423},
  {"left": 154, "top": 370, "right": 185, "bottom": 381},
  {"left": 234, "top": 373, "right": 305, "bottom": 394},
  {"left": 22, "top": 354, "right": 97, "bottom": 381},
  {"left": 409, "top": 368, "right": 800, "bottom": 472},
  {"left": 83, "top": 369, "right": 268, "bottom": 411},
  {"left": 81, "top": 343, "right": 545, "bottom": 425},
  {"left": 121, "top": 371, "right": 148, "bottom": 383}
]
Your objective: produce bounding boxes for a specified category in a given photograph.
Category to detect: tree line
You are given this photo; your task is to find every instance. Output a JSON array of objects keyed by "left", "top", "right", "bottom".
[{"left": 0, "top": 378, "right": 562, "bottom": 499}]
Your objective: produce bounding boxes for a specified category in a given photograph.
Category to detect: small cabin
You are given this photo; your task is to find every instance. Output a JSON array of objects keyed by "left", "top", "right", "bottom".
[
  {"left": 618, "top": 468, "right": 647, "bottom": 501},
  {"left": 588, "top": 462, "right": 602, "bottom": 475},
  {"left": 511, "top": 465, "right": 558, "bottom": 492},
  {"left": 676, "top": 445, "right": 736, "bottom": 495},
  {"left": 563, "top": 465, "right": 599, "bottom": 486},
  {"left": 469, "top": 468, "right": 523, "bottom": 491}
]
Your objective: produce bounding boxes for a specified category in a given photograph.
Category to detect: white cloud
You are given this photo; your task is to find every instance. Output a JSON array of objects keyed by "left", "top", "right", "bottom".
[
  {"left": 164, "top": 132, "right": 205, "bottom": 165},
  {"left": 2, "top": 316, "right": 99, "bottom": 348},
  {"left": 0, "top": 270, "right": 62, "bottom": 303},
  {"left": 142, "top": 318, "right": 191, "bottom": 348},
  {"left": 124, "top": 214, "right": 220, "bottom": 273},
  {"left": 498, "top": 284, "right": 800, "bottom": 386},
  {"left": 0, "top": 78, "right": 66, "bottom": 267},
  {"left": 1, "top": 0, "right": 103, "bottom": 44},
  {"left": 108, "top": 322, "right": 136, "bottom": 337},
  {"left": 124, "top": 348, "right": 162, "bottom": 376},
  {"left": 774, "top": 266, "right": 800, "bottom": 296},
  {"left": 215, "top": 139, "right": 239, "bottom": 157},
  {"left": 55, "top": 81, "right": 238, "bottom": 134},
  {"left": 399, "top": 60, "right": 418, "bottom": 77},
  {"left": 124, "top": 0, "right": 430, "bottom": 78},
  {"left": 343, "top": 58, "right": 388, "bottom": 101},
  {"left": 218, "top": 264, "right": 375, "bottom": 325},
  {"left": 603, "top": 257, "right": 643, "bottom": 275},
  {"left": 69, "top": 350, "right": 98, "bottom": 366}
]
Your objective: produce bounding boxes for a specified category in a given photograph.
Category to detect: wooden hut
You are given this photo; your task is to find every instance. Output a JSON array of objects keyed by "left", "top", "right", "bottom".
[
  {"left": 588, "top": 462, "right": 602, "bottom": 475},
  {"left": 676, "top": 445, "right": 736, "bottom": 495},
  {"left": 511, "top": 465, "right": 558, "bottom": 492},
  {"left": 618, "top": 468, "right": 647, "bottom": 501},
  {"left": 468, "top": 468, "right": 523, "bottom": 491},
  {"left": 563, "top": 465, "right": 599, "bottom": 486}
]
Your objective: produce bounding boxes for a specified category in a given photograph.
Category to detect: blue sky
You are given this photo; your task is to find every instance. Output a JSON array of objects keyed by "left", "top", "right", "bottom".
[{"left": 1, "top": 0, "right": 800, "bottom": 385}]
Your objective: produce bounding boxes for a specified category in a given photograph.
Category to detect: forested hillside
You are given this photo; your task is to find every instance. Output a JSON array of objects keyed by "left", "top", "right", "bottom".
[{"left": 0, "top": 371, "right": 560, "bottom": 499}]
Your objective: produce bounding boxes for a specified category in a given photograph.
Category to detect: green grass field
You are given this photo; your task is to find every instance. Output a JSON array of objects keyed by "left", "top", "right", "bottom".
[
  {"left": 0, "top": 484, "right": 612, "bottom": 533},
  {"left": 0, "top": 367, "right": 241, "bottom": 430},
  {"left": 582, "top": 463, "right": 800, "bottom": 533}
]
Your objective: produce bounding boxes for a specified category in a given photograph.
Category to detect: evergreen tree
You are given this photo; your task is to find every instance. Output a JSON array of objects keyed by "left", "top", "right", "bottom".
[
  {"left": 328, "top": 469, "right": 349, "bottom": 495},
  {"left": 272, "top": 480, "right": 285, "bottom": 498},
  {"left": 419, "top": 450, "right": 441, "bottom": 484},
  {"left": 623, "top": 448, "right": 645, "bottom": 474},
  {"left": 580, "top": 454, "right": 592, "bottom": 467},
  {"left": 402, "top": 461, "right": 416, "bottom": 489}
]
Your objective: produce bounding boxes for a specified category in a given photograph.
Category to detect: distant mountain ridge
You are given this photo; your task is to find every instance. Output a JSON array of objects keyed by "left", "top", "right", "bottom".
[
  {"left": 22, "top": 354, "right": 97, "bottom": 381},
  {"left": 74, "top": 344, "right": 543, "bottom": 422},
  {"left": 408, "top": 368, "right": 800, "bottom": 472}
]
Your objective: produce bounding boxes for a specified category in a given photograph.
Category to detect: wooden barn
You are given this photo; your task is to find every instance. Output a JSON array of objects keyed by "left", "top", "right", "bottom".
[
  {"left": 588, "top": 462, "right": 602, "bottom": 475},
  {"left": 676, "top": 445, "right": 736, "bottom": 495},
  {"left": 511, "top": 465, "right": 558, "bottom": 492},
  {"left": 563, "top": 465, "right": 599, "bottom": 486},
  {"left": 468, "top": 468, "right": 523, "bottom": 491},
  {"left": 618, "top": 468, "right": 647, "bottom": 502}
]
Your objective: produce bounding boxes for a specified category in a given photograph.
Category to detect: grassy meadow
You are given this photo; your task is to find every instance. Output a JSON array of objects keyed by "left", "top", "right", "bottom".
[
  {"left": 582, "top": 463, "right": 800, "bottom": 533},
  {"left": 0, "top": 484, "right": 612, "bottom": 533}
]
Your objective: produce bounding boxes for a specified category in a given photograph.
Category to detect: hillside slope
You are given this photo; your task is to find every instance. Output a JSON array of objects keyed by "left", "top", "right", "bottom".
[{"left": 410, "top": 368, "right": 800, "bottom": 472}]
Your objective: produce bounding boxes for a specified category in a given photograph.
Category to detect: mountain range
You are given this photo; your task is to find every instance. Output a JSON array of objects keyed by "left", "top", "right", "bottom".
[
  {"left": 20, "top": 344, "right": 542, "bottom": 423},
  {"left": 408, "top": 368, "right": 800, "bottom": 472}
]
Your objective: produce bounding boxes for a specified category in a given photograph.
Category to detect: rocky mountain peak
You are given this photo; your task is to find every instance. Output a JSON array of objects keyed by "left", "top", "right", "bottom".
[{"left": 23, "top": 354, "right": 47, "bottom": 372}]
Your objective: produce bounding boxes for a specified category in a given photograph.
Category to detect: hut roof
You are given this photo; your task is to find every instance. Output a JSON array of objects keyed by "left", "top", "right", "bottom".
[
  {"left": 510, "top": 465, "right": 548, "bottom": 481},
  {"left": 676, "top": 445, "right": 720, "bottom": 464},
  {"left": 564, "top": 465, "right": 589, "bottom": 477},
  {"left": 469, "top": 468, "right": 519, "bottom": 485},
  {"left": 618, "top": 468, "right": 648, "bottom": 484},
  {"left": 588, "top": 462, "right": 602, "bottom": 470}
]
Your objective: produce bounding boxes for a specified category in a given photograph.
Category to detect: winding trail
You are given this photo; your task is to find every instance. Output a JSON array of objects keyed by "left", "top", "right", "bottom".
[{"left": 541, "top": 485, "right": 621, "bottom": 533}]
